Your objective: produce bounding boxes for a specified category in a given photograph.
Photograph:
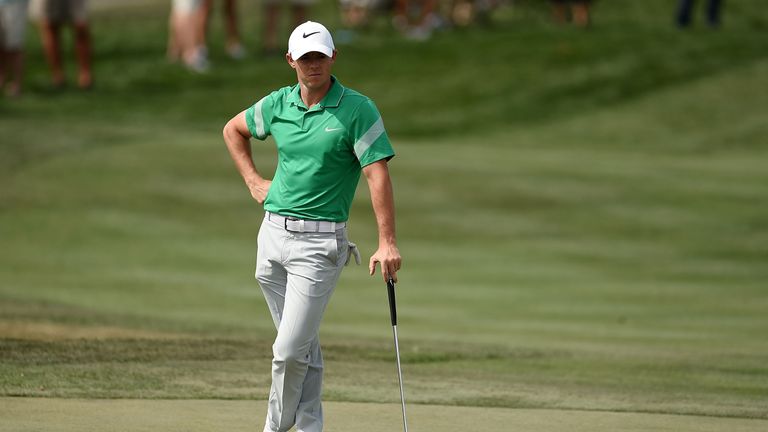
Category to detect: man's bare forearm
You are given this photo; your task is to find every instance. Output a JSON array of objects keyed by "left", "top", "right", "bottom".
[
  {"left": 369, "top": 169, "right": 396, "bottom": 246},
  {"left": 223, "top": 111, "right": 271, "bottom": 203},
  {"left": 363, "top": 160, "right": 401, "bottom": 281}
]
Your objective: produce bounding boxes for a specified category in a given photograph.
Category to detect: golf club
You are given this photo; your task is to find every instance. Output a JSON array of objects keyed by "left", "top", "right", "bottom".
[{"left": 387, "top": 277, "right": 408, "bottom": 432}]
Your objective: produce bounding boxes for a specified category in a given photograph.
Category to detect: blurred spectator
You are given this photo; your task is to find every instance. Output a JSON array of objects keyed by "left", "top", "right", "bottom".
[
  {"left": 550, "top": 0, "right": 591, "bottom": 28},
  {"left": 201, "top": 0, "right": 246, "bottom": 59},
  {"left": 262, "top": 0, "right": 310, "bottom": 55},
  {"left": 29, "top": 0, "right": 93, "bottom": 89},
  {"left": 339, "top": 0, "right": 379, "bottom": 29},
  {"left": 447, "top": 0, "right": 498, "bottom": 27},
  {"left": 0, "top": 0, "right": 28, "bottom": 97},
  {"left": 676, "top": 0, "right": 722, "bottom": 28},
  {"left": 393, "top": 0, "right": 439, "bottom": 40},
  {"left": 449, "top": 0, "right": 474, "bottom": 27},
  {"left": 168, "top": 0, "right": 209, "bottom": 72}
]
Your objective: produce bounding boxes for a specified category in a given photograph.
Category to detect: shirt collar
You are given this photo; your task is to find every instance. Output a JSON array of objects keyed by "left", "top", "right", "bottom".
[
  {"left": 322, "top": 76, "right": 345, "bottom": 108},
  {"left": 287, "top": 75, "right": 345, "bottom": 111}
]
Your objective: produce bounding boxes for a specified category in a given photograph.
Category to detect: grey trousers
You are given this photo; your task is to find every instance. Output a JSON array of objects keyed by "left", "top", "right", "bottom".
[{"left": 256, "top": 215, "right": 351, "bottom": 432}]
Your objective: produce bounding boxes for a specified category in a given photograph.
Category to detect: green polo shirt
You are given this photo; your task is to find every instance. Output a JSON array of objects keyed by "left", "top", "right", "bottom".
[{"left": 245, "top": 76, "right": 394, "bottom": 222}]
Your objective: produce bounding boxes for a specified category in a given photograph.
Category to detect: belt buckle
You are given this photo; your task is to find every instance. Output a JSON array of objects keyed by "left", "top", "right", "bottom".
[{"left": 284, "top": 216, "right": 299, "bottom": 232}]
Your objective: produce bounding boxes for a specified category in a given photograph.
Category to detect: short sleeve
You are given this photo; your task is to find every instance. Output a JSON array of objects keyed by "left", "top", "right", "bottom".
[
  {"left": 349, "top": 99, "right": 395, "bottom": 167},
  {"left": 245, "top": 94, "right": 274, "bottom": 140}
]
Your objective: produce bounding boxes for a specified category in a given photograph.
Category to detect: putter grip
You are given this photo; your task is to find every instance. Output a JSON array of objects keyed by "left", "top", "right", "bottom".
[{"left": 387, "top": 278, "right": 397, "bottom": 326}]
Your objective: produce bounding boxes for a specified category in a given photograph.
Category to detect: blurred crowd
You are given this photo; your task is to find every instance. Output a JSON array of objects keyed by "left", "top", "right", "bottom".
[
  {"left": 166, "top": 0, "right": 508, "bottom": 72},
  {"left": 0, "top": 0, "right": 725, "bottom": 97},
  {"left": 1, "top": 0, "right": 93, "bottom": 97}
]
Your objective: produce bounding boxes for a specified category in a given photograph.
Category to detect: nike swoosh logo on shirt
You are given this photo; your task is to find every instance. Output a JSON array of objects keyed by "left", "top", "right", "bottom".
[
  {"left": 325, "top": 127, "right": 343, "bottom": 132},
  {"left": 303, "top": 31, "right": 320, "bottom": 38}
]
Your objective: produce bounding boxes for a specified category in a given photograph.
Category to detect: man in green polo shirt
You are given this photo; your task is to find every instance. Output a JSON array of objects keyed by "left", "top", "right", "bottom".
[{"left": 222, "top": 21, "right": 401, "bottom": 432}]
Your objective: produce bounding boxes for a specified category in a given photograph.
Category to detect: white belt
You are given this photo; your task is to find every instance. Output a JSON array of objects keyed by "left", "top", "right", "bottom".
[{"left": 266, "top": 212, "right": 346, "bottom": 233}]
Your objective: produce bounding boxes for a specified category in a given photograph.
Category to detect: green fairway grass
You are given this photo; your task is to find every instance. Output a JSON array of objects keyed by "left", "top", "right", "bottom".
[
  {"left": 1, "top": 0, "right": 767, "bottom": 428},
  {"left": 3, "top": 398, "right": 768, "bottom": 432}
]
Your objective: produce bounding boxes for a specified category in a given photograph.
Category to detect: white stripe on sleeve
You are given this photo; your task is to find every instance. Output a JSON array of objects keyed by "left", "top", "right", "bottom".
[
  {"left": 253, "top": 97, "right": 267, "bottom": 139},
  {"left": 353, "top": 117, "right": 385, "bottom": 160}
]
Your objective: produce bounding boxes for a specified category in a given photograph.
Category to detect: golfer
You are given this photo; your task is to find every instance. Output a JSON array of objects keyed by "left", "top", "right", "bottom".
[{"left": 222, "top": 21, "right": 401, "bottom": 432}]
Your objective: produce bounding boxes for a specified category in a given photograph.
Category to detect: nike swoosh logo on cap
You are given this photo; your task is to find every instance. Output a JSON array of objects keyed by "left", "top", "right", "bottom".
[
  {"left": 325, "top": 127, "right": 342, "bottom": 132},
  {"left": 303, "top": 31, "right": 320, "bottom": 38}
]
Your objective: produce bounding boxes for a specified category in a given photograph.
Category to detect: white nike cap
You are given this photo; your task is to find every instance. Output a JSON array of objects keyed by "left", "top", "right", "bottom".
[{"left": 288, "top": 21, "right": 335, "bottom": 60}]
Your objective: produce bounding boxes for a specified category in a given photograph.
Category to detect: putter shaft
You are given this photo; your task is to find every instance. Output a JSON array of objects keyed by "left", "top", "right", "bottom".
[
  {"left": 392, "top": 324, "right": 408, "bottom": 432},
  {"left": 387, "top": 278, "right": 408, "bottom": 432}
]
